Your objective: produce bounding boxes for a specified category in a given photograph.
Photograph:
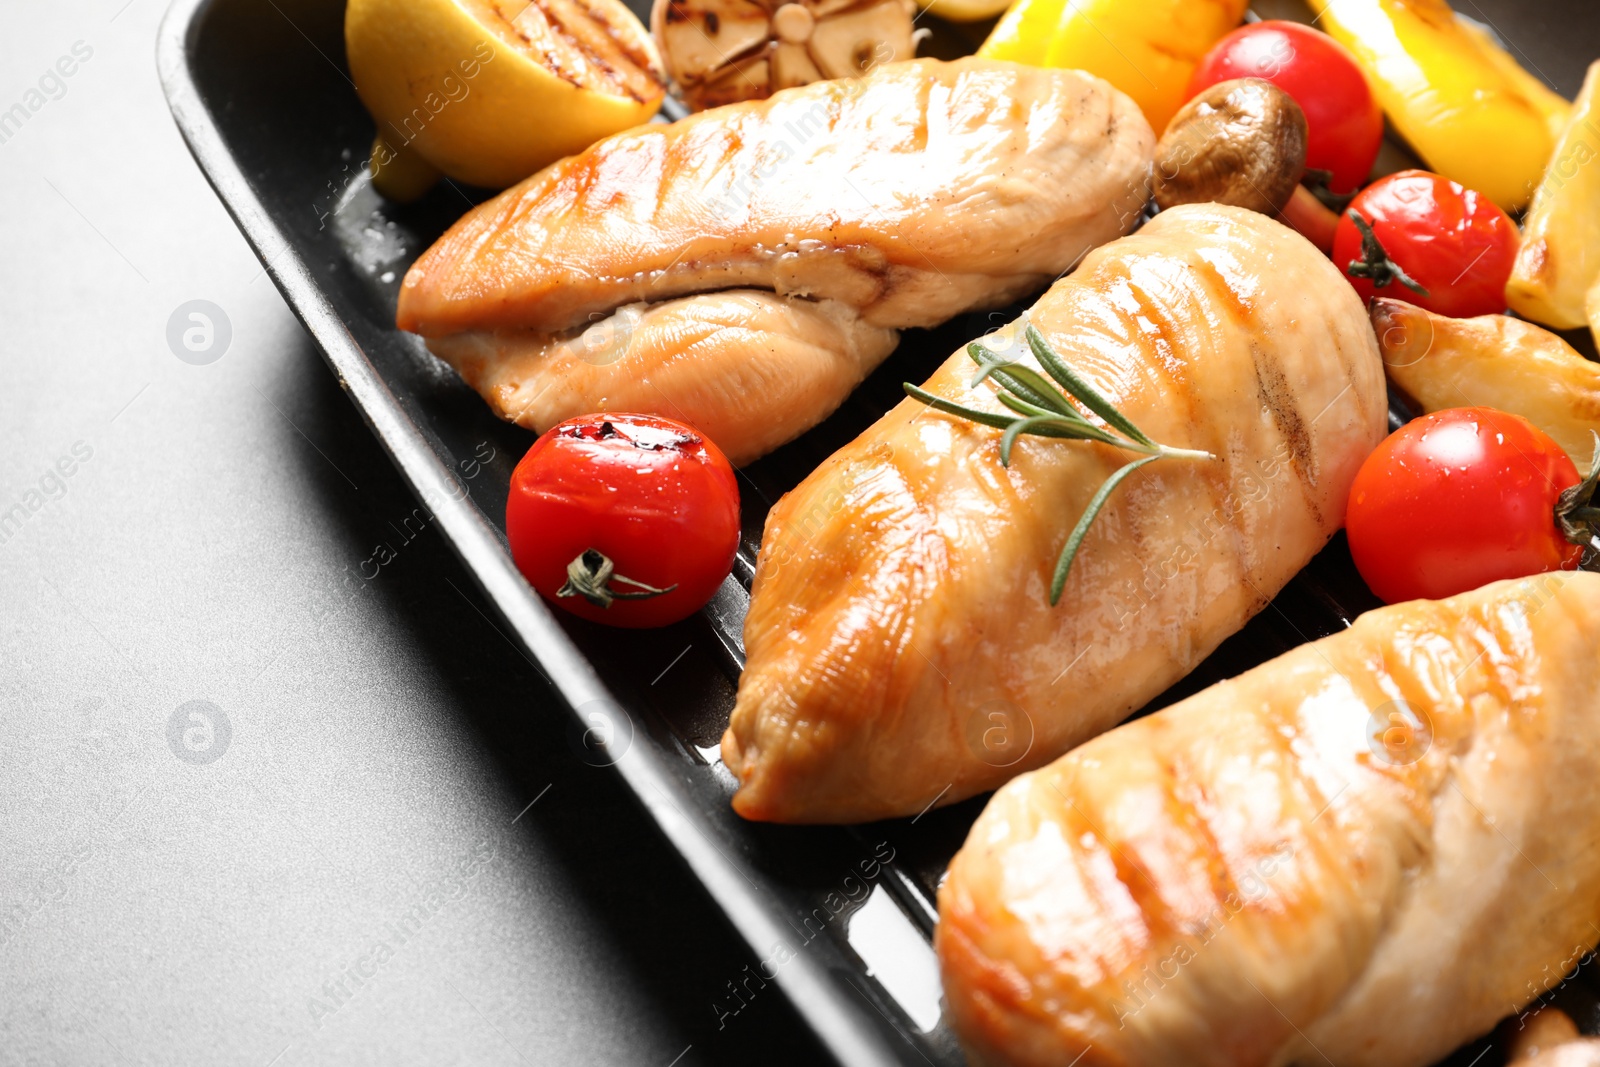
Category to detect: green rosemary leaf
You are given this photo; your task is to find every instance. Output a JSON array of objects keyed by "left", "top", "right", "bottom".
[
  {"left": 996, "top": 392, "right": 1058, "bottom": 419},
  {"left": 1025, "top": 325, "right": 1156, "bottom": 448},
  {"left": 966, "top": 345, "right": 1006, "bottom": 379},
  {"left": 979, "top": 365, "right": 1079, "bottom": 417},
  {"left": 996, "top": 394, "right": 1124, "bottom": 446},
  {"left": 1050, "top": 454, "right": 1163, "bottom": 605},
  {"left": 1000, "top": 415, "right": 1088, "bottom": 466},
  {"left": 918, "top": 333, "right": 1213, "bottom": 606},
  {"left": 995, "top": 391, "right": 1093, "bottom": 424},
  {"left": 967, "top": 346, "right": 1076, "bottom": 417},
  {"left": 998, "top": 415, "right": 1113, "bottom": 463},
  {"left": 902, "top": 383, "right": 1022, "bottom": 431},
  {"left": 906, "top": 383, "right": 1110, "bottom": 449}
]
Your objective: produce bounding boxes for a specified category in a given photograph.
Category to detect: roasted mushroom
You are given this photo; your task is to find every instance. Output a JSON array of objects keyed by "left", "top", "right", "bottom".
[
  {"left": 1153, "top": 77, "right": 1341, "bottom": 251},
  {"left": 652, "top": 0, "right": 917, "bottom": 111},
  {"left": 1154, "top": 78, "right": 1306, "bottom": 214}
]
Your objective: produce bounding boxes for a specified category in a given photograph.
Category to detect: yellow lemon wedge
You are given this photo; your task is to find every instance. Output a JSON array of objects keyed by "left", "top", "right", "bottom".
[{"left": 347, "top": 0, "right": 667, "bottom": 196}]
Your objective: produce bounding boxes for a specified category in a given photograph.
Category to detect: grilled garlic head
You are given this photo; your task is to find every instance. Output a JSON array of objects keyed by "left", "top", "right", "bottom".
[{"left": 651, "top": 0, "right": 917, "bottom": 111}]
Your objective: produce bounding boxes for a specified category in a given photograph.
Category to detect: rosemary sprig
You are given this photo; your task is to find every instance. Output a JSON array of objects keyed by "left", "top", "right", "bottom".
[{"left": 903, "top": 324, "right": 1215, "bottom": 605}]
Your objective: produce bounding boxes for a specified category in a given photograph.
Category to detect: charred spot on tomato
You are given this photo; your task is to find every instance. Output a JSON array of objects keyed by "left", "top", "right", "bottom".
[
  {"left": 632, "top": 430, "right": 701, "bottom": 452},
  {"left": 557, "top": 417, "right": 700, "bottom": 452},
  {"left": 610, "top": 419, "right": 701, "bottom": 452}
]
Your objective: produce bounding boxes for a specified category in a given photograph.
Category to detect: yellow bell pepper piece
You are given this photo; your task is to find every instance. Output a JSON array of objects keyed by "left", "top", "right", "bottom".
[
  {"left": 1507, "top": 62, "right": 1600, "bottom": 331},
  {"left": 1305, "top": 0, "right": 1566, "bottom": 212},
  {"left": 1458, "top": 18, "right": 1573, "bottom": 142},
  {"left": 978, "top": 0, "right": 1249, "bottom": 135}
]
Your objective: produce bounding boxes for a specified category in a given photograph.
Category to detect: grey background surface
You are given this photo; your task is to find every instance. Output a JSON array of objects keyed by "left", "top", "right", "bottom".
[
  {"left": 0, "top": 2, "right": 827, "bottom": 1064},
  {"left": 1, "top": 0, "right": 1596, "bottom": 1065}
]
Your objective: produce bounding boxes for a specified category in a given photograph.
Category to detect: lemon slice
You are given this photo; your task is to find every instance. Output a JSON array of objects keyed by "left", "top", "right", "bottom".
[{"left": 347, "top": 0, "right": 667, "bottom": 195}]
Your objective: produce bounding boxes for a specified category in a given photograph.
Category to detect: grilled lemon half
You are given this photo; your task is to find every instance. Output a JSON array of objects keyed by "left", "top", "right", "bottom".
[{"left": 347, "top": 0, "right": 667, "bottom": 196}]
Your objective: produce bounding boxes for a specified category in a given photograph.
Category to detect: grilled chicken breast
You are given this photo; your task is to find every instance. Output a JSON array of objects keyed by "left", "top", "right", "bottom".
[
  {"left": 937, "top": 572, "right": 1600, "bottom": 1067},
  {"left": 723, "top": 205, "right": 1386, "bottom": 823},
  {"left": 398, "top": 57, "right": 1154, "bottom": 463},
  {"left": 425, "top": 292, "right": 902, "bottom": 463},
  {"left": 426, "top": 292, "right": 898, "bottom": 465}
]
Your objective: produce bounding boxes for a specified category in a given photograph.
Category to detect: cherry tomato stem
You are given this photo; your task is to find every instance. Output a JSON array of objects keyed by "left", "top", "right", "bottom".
[{"left": 1344, "top": 212, "right": 1429, "bottom": 297}]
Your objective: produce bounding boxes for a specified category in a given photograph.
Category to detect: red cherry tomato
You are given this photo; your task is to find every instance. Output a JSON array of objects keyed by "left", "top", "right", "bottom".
[
  {"left": 1346, "top": 408, "right": 1585, "bottom": 604},
  {"left": 1333, "top": 170, "right": 1519, "bottom": 318},
  {"left": 507, "top": 413, "right": 740, "bottom": 628},
  {"left": 1188, "top": 20, "right": 1382, "bottom": 194}
]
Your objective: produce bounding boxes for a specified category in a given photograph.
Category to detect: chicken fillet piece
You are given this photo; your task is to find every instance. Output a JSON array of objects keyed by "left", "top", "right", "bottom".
[
  {"left": 426, "top": 293, "right": 899, "bottom": 466},
  {"left": 397, "top": 57, "right": 1154, "bottom": 462},
  {"left": 723, "top": 205, "right": 1386, "bottom": 822},
  {"left": 938, "top": 572, "right": 1600, "bottom": 1067}
]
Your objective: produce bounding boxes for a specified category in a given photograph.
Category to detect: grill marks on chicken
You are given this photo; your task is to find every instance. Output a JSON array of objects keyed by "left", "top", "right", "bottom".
[
  {"left": 937, "top": 572, "right": 1600, "bottom": 1067},
  {"left": 721, "top": 206, "right": 1386, "bottom": 824},
  {"left": 397, "top": 57, "right": 1154, "bottom": 462}
]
